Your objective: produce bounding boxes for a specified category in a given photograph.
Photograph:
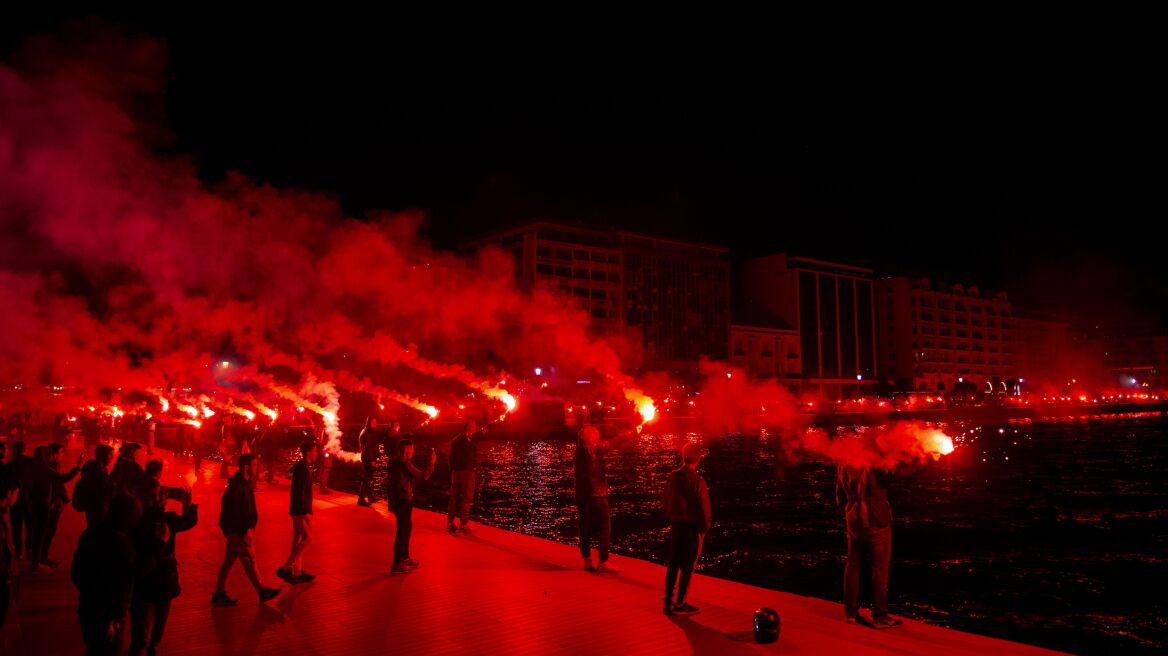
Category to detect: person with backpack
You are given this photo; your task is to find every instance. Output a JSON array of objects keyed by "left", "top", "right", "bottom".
[{"left": 74, "top": 444, "right": 116, "bottom": 529}]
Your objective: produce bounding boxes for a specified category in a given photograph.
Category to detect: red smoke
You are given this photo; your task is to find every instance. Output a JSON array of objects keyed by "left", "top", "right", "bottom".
[{"left": 0, "top": 24, "right": 659, "bottom": 444}]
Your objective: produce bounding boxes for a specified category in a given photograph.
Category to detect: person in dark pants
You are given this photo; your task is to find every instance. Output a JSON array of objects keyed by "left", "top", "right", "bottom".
[
  {"left": 387, "top": 438, "right": 435, "bottom": 574},
  {"left": 1, "top": 478, "right": 18, "bottom": 629},
  {"left": 575, "top": 426, "right": 620, "bottom": 573},
  {"left": 447, "top": 420, "right": 486, "bottom": 532},
  {"left": 25, "top": 443, "right": 82, "bottom": 572},
  {"left": 212, "top": 454, "right": 281, "bottom": 606},
  {"left": 277, "top": 441, "right": 317, "bottom": 585},
  {"left": 76, "top": 444, "right": 117, "bottom": 529},
  {"left": 72, "top": 493, "right": 142, "bottom": 656},
  {"left": 39, "top": 442, "right": 82, "bottom": 568},
  {"left": 253, "top": 423, "right": 286, "bottom": 484},
  {"left": 130, "top": 476, "right": 197, "bottom": 656},
  {"left": 662, "top": 443, "right": 710, "bottom": 616},
  {"left": 836, "top": 461, "right": 921, "bottom": 629},
  {"left": 3, "top": 441, "right": 34, "bottom": 559},
  {"left": 356, "top": 417, "right": 381, "bottom": 506}
]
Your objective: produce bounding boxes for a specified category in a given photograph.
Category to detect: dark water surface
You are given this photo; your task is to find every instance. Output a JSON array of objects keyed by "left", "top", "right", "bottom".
[{"left": 327, "top": 413, "right": 1168, "bottom": 655}]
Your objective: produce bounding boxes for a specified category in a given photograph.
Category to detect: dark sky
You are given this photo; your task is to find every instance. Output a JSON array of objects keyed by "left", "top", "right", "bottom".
[{"left": 3, "top": 10, "right": 1164, "bottom": 329}]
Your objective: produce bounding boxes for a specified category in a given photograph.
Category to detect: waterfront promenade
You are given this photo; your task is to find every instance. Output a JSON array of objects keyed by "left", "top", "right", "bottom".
[{"left": 1, "top": 440, "right": 1064, "bottom": 655}]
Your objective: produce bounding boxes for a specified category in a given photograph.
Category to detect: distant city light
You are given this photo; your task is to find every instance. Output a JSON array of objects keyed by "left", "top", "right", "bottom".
[{"left": 534, "top": 367, "right": 542, "bottom": 376}]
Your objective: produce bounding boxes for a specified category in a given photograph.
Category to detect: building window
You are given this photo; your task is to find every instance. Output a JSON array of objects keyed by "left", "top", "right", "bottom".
[
  {"left": 574, "top": 269, "right": 589, "bottom": 279},
  {"left": 555, "top": 266, "right": 571, "bottom": 277},
  {"left": 574, "top": 288, "right": 589, "bottom": 298},
  {"left": 591, "top": 270, "right": 606, "bottom": 281},
  {"left": 591, "top": 308, "right": 608, "bottom": 319},
  {"left": 607, "top": 272, "right": 620, "bottom": 282},
  {"left": 590, "top": 289, "right": 607, "bottom": 300},
  {"left": 536, "top": 263, "right": 553, "bottom": 275}
]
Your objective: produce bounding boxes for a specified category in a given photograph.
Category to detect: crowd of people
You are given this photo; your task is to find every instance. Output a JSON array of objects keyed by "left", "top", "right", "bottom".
[{"left": 0, "top": 410, "right": 912, "bottom": 653}]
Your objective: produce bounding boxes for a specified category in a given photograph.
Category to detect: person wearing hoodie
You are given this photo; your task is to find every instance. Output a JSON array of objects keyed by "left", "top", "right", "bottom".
[
  {"left": 75, "top": 444, "right": 117, "bottom": 529},
  {"left": 211, "top": 454, "right": 281, "bottom": 606},
  {"left": 661, "top": 443, "right": 711, "bottom": 616}
]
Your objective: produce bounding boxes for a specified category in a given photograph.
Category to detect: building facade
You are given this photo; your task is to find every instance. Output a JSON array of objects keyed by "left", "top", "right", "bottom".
[
  {"left": 876, "top": 277, "right": 1016, "bottom": 392},
  {"left": 465, "top": 222, "right": 730, "bottom": 372},
  {"left": 730, "top": 323, "right": 801, "bottom": 379},
  {"left": 742, "top": 255, "right": 877, "bottom": 398}
]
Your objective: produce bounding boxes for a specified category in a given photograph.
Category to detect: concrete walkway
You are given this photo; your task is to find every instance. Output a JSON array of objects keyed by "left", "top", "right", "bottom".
[{"left": 2, "top": 439, "right": 1064, "bottom": 655}]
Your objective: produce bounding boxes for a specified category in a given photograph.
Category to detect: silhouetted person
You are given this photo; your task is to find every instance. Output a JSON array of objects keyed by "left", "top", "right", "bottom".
[
  {"left": 0, "top": 478, "right": 18, "bottom": 629},
  {"left": 387, "top": 438, "right": 435, "bottom": 574},
  {"left": 3, "top": 441, "right": 33, "bottom": 559},
  {"left": 212, "top": 454, "right": 281, "bottom": 606},
  {"left": 447, "top": 420, "right": 486, "bottom": 532},
  {"left": 112, "top": 442, "right": 146, "bottom": 502},
  {"left": 36, "top": 442, "right": 82, "bottom": 569},
  {"left": 277, "top": 441, "right": 318, "bottom": 585},
  {"left": 575, "top": 426, "right": 620, "bottom": 573},
  {"left": 662, "top": 443, "right": 710, "bottom": 616},
  {"left": 357, "top": 417, "right": 381, "bottom": 506},
  {"left": 836, "top": 460, "right": 921, "bottom": 629},
  {"left": 72, "top": 493, "right": 142, "bottom": 656},
  {"left": 130, "top": 474, "right": 197, "bottom": 656},
  {"left": 25, "top": 443, "right": 82, "bottom": 571},
  {"left": 75, "top": 444, "right": 118, "bottom": 529}
]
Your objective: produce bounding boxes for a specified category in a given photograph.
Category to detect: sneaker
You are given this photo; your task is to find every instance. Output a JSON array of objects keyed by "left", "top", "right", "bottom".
[
  {"left": 583, "top": 557, "right": 596, "bottom": 572},
  {"left": 295, "top": 571, "right": 316, "bottom": 583},
  {"left": 457, "top": 523, "right": 472, "bottom": 533},
  {"left": 845, "top": 614, "right": 859, "bottom": 625},
  {"left": 672, "top": 601, "right": 700, "bottom": 615},
  {"left": 211, "top": 592, "right": 238, "bottom": 607},
  {"left": 258, "top": 586, "right": 282, "bottom": 602},
  {"left": 275, "top": 567, "right": 297, "bottom": 584},
  {"left": 595, "top": 560, "right": 621, "bottom": 574},
  {"left": 871, "top": 616, "right": 903, "bottom": 630},
  {"left": 446, "top": 521, "right": 456, "bottom": 532},
  {"left": 402, "top": 558, "right": 421, "bottom": 569},
  {"left": 42, "top": 558, "right": 60, "bottom": 568},
  {"left": 390, "top": 563, "right": 412, "bottom": 575},
  {"left": 357, "top": 499, "right": 371, "bottom": 507},
  {"left": 30, "top": 562, "right": 52, "bottom": 573},
  {"left": 664, "top": 598, "right": 675, "bottom": 615}
]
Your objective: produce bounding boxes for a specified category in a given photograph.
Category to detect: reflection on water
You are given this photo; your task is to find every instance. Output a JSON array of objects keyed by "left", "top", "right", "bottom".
[{"left": 327, "top": 413, "right": 1168, "bottom": 655}]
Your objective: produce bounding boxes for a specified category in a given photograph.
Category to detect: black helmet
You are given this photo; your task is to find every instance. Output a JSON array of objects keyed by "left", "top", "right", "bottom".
[{"left": 753, "top": 607, "right": 780, "bottom": 644}]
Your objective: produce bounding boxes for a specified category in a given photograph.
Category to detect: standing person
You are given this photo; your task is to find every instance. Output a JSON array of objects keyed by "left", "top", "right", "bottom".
[
  {"left": 447, "top": 420, "right": 486, "bottom": 532},
  {"left": 2, "top": 441, "right": 33, "bottom": 560},
  {"left": 662, "top": 443, "right": 710, "bottom": 616},
  {"left": 144, "top": 416, "right": 156, "bottom": 457},
  {"left": 836, "top": 461, "right": 920, "bottom": 629},
  {"left": 130, "top": 475, "right": 197, "bottom": 656},
  {"left": 277, "top": 441, "right": 317, "bottom": 584},
  {"left": 111, "top": 443, "right": 146, "bottom": 501},
  {"left": 383, "top": 421, "right": 403, "bottom": 463},
  {"left": 71, "top": 494, "right": 141, "bottom": 656},
  {"left": 37, "top": 443, "right": 82, "bottom": 568},
  {"left": 25, "top": 444, "right": 82, "bottom": 572},
  {"left": 386, "top": 439, "right": 436, "bottom": 574},
  {"left": 212, "top": 454, "right": 281, "bottom": 606},
  {"left": 575, "top": 426, "right": 619, "bottom": 572},
  {"left": 1, "top": 478, "right": 18, "bottom": 629},
  {"left": 356, "top": 417, "right": 381, "bottom": 507},
  {"left": 74, "top": 444, "right": 117, "bottom": 529}
]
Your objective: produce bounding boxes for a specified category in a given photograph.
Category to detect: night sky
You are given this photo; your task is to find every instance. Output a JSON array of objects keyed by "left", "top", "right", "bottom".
[{"left": 3, "top": 10, "right": 1163, "bottom": 330}]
